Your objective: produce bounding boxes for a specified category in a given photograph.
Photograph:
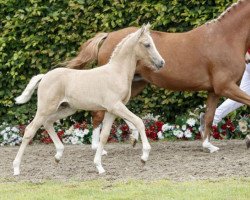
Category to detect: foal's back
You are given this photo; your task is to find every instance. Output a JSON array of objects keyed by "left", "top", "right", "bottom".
[{"left": 37, "top": 66, "right": 126, "bottom": 112}]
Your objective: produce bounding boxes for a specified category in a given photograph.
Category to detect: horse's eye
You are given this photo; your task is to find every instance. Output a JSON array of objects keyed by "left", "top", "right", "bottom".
[{"left": 144, "top": 43, "right": 151, "bottom": 48}]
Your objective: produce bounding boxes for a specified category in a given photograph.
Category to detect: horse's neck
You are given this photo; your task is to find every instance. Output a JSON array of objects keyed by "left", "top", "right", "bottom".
[{"left": 213, "top": 1, "right": 250, "bottom": 51}]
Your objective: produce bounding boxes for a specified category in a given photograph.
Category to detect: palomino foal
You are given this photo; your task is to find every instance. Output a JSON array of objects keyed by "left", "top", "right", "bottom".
[{"left": 13, "top": 24, "right": 165, "bottom": 175}]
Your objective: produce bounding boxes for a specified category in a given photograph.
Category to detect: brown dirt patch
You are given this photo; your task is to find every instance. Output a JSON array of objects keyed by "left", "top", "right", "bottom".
[{"left": 0, "top": 140, "right": 249, "bottom": 182}]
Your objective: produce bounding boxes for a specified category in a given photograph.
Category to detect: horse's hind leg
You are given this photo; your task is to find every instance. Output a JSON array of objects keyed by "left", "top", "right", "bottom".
[
  {"left": 91, "top": 111, "right": 104, "bottom": 149},
  {"left": 94, "top": 112, "right": 116, "bottom": 174},
  {"left": 219, "top": 83, "right": 250, "bottom": 148},
  {"left": 13, "top": 114, "right": 45, "bottom": 175},
  {"left": 202, "top": 92, "right": 220, "bottom": 153}
]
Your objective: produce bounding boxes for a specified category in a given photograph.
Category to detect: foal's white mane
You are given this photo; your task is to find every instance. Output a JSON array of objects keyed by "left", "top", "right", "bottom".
[
  {"left": 206, "top": 0, "right": 246, "bottom": 25},
  {"left": 108, "top": 32, "right": 136, "bottom": 63}
]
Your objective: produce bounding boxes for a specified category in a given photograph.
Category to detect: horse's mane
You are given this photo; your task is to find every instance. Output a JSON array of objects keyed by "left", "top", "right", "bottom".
[
  {"left": 206, "top": 0, "right": 245, "bottom": 25},
  {"left": 108, "top": 32, "right": 135, "bottom": 63}
]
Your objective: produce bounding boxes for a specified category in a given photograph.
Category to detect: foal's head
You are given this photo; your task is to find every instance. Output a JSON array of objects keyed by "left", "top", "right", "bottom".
[{"left": 134, "top": 24, "right": 165, "bottom": 70}]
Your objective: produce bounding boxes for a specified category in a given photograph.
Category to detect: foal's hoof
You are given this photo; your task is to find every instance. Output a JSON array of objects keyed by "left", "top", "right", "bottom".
[
  {"left": 141, "top": 159, "right": 146, "bottom": 166},
  {"left": 245, "top": 135, "right": 250, "bottom": 149},
  {"left": 130, "top": 137, "right": 138, "bottom": 148},
  {"left": 55, "top": 155, "right": 61, "bottom": 163},
  {"left": 13, "top": 167, "right": 20, "bottom": 176}
]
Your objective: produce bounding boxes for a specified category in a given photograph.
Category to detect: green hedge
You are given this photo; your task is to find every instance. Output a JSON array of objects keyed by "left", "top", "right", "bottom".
[{"left": 0, "top": 0, "right": 238, "bottom": 124}]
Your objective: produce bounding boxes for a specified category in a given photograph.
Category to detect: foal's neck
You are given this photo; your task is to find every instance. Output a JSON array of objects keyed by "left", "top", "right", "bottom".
[{"left": 109, "top": 40, "right": 138, "bottom": 81}]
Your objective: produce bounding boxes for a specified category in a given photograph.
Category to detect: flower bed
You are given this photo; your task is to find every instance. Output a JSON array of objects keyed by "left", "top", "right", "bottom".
[{"left": 0, "top": 108, "right": 248, "bottom": 146}]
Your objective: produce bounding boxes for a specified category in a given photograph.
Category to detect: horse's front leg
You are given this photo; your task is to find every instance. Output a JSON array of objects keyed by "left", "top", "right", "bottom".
[
  {"left": 94, "top": 112, "right": 116, "bottom": 174},
  {"left": 201, "top": 92, "right": 220, "bottom": 153},
  {"left": 110, "top": 102, "right": 151, "bottom": 163}
]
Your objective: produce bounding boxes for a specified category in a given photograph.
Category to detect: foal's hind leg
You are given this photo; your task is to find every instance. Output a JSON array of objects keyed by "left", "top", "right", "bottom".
[
  {"left": 44, "top": 123, "right": 65, "bottom": 163},
  {"left": 13, "top": 114, "right": 45, "bottom": 175},
  {"left": 94, "top": 112, "right": 116, "bottom": 174},
  {"left": 44, "top": 107, "right": 76, "bottom": 162},
  {"left": 202, "top": 92, "right": 220, "bottom": 153}
]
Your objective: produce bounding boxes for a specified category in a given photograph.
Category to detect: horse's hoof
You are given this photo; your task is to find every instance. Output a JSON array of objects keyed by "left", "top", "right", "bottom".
[
  {"left": 209, "top": 146, "right": 219, "bottom": 153},
  {"left": 245, "top": 135, "right": 250, "bottom": 149}
]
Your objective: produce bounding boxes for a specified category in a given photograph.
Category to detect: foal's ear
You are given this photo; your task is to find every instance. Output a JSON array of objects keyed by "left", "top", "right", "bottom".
[
  {"left": 140, "top": 23, "right": 151, "bottom": 36},
  {"left": 144, "top": 23, "right": 151, "bottom": 32},
  {"left": 138, "top": 23, "right": 150, "bottom": 38}
]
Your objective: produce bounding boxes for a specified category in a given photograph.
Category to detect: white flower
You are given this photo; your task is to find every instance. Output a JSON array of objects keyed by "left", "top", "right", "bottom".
[
  {"left": 83, "top": 129, "right": 89, "bottom": 136},
  {"left": 187, "top": 118, "right": 196, "bottom": 127},
  {"left": 74, "top": 129, "right": 84, "bottom": 137},
  {"left": 157, "top": 131, "right": 164, "bottom": 139},
  {"left": 184, "top": 129, "right": 192, "bottom": 138},
  {"left": 70, "top": 137, "right": 78, "bottom": 145},
  {"left": 11, "top": 127, "right": 19, "bottom": 133},
  {"left": 162, "top": 123, "right": 174, "bottom": 132},
  {"left": 62, "top": 138, "right": 70, "bottom": 144},
  {"left": 181, "top": 125, "right": 187, "bottom": 131},
  {"left": 142, "top": 114, "right": 160, "bottom": 121},
  {"left": 65, "top": 126, "right": 74, "bottom": 135},
  {"left": 173, "top": 130, "right": 184, "bottom": 138}
]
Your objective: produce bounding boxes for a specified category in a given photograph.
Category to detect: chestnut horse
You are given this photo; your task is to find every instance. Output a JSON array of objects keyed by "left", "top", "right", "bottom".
[{"left": 67, "top": 0, "right": 250, "bottom": 152}]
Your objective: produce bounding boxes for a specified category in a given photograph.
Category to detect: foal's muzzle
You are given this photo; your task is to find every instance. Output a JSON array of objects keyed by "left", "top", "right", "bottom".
[{"left": 154, "top": 59, "right": 165, "bottom": 70}]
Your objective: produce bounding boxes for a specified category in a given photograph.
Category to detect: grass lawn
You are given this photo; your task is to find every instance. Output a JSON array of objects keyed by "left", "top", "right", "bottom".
[{"left": 0, "top": 179, "right": 249, "bottom": 200}]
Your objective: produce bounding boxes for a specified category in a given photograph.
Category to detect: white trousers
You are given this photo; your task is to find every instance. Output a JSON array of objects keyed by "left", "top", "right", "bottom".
[{"left": 213, "top": 63, "right": 250, "bottom": 125}]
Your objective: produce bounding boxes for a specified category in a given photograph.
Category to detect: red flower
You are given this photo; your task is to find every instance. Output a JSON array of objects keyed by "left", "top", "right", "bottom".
[
  {"left": 121, "top": 124, "right": 129, "bottom": 132},
  {"left": 155, "top": 121, "right": 164, "bottom": 131},
  {"left": 195, "top": 132, "right": 201, "bottom": 140},
  {"left": 213, "top": 132, "right": 222, "bottom": 140}
]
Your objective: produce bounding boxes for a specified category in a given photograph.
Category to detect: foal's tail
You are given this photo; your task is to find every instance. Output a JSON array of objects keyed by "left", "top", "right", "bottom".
[
  {"left": 66, "top": 33, "right": 108, "bottom": 69},
  {"left": 15, "top": 74, "right": 44, "bottom": 104}
]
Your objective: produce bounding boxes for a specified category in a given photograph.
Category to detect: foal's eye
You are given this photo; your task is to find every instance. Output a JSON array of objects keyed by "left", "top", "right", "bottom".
[{"left": 144, "top": 43, "right": 151, "bottom": 48}]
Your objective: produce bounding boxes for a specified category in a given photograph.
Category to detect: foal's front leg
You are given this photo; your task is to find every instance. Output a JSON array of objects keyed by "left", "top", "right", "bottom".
[
  {"left": 111, "top": 102, "right": 151, "bottom": 163},
  {"left": 94, "top": 112, "right": 116, "bottom": 174}
]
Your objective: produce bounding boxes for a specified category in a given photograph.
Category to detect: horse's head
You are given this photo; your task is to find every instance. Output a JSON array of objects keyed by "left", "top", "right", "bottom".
[{"left": 134, "top": 24, "right": 165, "bottom": 70}]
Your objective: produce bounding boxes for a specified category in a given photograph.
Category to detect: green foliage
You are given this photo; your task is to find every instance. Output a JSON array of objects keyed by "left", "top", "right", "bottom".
[{"left": 0, "top": 0, "right": 240, "bottom": 125}]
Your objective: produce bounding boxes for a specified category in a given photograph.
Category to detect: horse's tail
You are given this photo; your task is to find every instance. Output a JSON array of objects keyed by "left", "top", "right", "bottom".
[
  {"left": 15, "top": 74, "right": 45, "bottom": 104},
  {"left": 66, "top": 33, "right": 108, "bottom": 69}
]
